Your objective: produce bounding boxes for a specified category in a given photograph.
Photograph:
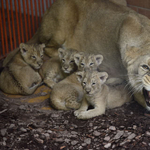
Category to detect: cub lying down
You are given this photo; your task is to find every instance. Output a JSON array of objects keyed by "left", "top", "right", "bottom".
[
  {"left": 74, "top": 71, "right": 131, "bottom": 120},
  {"left": 39, "top": 48, "right": 78, "bottom": 88},
  {"left": 0, "top": 43, "right": 45, "bottom": 95},
  {"left": 50, "top": 53, "right": 103, "bottom": 110}
]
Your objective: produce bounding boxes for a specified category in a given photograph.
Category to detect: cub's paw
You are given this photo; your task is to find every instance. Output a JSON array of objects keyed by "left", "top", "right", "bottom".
[
  {"left": 44, "top": 79, "right": 55, "bottom": 89},
  {"left": 30, "top": 82, "right": 38, "bottom": 89},
  {"left": 74, "top": 110, "right": 84, "bottom": 117},
  {"left": 66, "top": 102, "right": 81, "bottom": 110},
  {"left": 77, "top": 111, "right": 89, "bottom": 120}
]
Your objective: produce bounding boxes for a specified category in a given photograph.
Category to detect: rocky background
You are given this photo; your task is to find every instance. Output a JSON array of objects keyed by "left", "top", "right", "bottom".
[{"left": 0, "top": 97, "right": 150, "bottom": 150}]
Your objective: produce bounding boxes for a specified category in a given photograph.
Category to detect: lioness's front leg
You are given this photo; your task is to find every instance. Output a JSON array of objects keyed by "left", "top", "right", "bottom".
[{"left": 106, "top": 77, "right": 124, "bottom": 86}]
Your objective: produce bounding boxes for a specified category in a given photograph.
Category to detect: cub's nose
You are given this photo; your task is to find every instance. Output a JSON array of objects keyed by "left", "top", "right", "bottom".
[
  {"left": 64, "top": 65, "right": 69, "bottom": 70},
  {"left": 38, "top": 61, "right": 43, "bottom": 67},
  {"left": 85, "top": 88, "right": 91, "bottom": 94}
]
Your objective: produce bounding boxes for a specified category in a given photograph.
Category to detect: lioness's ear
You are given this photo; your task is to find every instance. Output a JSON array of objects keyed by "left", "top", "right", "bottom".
[
  {"left": 19, "top": 43, "right": 27, "bottom": 54},
  {"left": 74, "top": 52, "right": 84, "bottom": 66},
  {"left": 95, "top": 54, "right": 103, "bottom": 65},
  {"left": 124, "top": 46, "right": 141, "bottom": 65},
  {"left": 99, "top": 72, "right": 108, "bottom": 84},
  {"left": 58, "top": 48, "right": 65, "bottom": 59},
  {"left": 76, "top": 71, "right": 84, "bottom": 82}
]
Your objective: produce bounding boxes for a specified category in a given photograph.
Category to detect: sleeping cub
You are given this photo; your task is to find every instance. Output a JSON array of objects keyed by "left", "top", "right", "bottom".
[
  {"left": 74, "top": 71, "right": 131, "bottom": 119},
  {"left": 0, "top": 43, "right": 45, "bottom": 95},
  {"left": 50, "top": 53, "right": 103, "bottom": 110},
  {"left": 39, "top": 48, "right": 78, "bottom": 88}
]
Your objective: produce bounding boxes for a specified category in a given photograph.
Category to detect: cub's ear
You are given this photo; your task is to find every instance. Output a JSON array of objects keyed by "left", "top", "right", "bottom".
[
  {"left": 76, "top": 71, "right": 84, "bottom": 82},
  {"left": 58, "top": 48, "right": 65, "bottom": 59},
  {"left": 40, "top": 43, "right": 45, "bottom": 49},
  {"left": 74, "top": 52, "right": 84, "bottom": 66},
  {"left": 95, "top": 54, "right": 103, "bottom": 65},
  {"left": 19, "top": 43, "right": 27, "bottom": 54},
  {"left": 98, "top": 72, "right": 108, "bottom": 84}
]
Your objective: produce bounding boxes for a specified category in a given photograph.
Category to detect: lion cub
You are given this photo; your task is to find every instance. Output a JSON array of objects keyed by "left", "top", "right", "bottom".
[
  {"left": 74, "top": 71, "right": 131, "bottom": 119},
  {"left": 39, "top": 48, "right": 78, "bottom": 88},
  {"left": 0, "top": 43, "right": 45, "bottom": 95},
  {"left": 50, "top": 53, "right": 103, "bottom": 110}
]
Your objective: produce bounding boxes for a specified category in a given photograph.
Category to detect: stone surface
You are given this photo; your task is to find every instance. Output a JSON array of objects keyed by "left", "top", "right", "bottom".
[{"left": 0, "top": 96, "right": 150, "bottom": 149}]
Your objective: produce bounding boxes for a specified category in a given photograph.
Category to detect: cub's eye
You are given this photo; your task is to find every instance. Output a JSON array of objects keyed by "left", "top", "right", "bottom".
[
  {"left": 90, "top": 63, "right": 94, "bottom": 66},
  {"left": 62, "top": 59, "right": 65, "bottom": 62},
  {"left": 83, "top": 82, "right": 86, "bottom": 86},
  {"left": 92, "top": 82, "right": 95, "bottom": 86},
  {"left": 70, "top": 60, "right": 74, "bottom": 63},
  {"left": 31, "top": 56, "right": 36, "bottom": 59},
  {"left": 81, "top": 63, "right": 84, "bottom": 67},
  {"left": 22, "top": 48, "right": 27, "bottom": 52},
  {"left": 142, "top": 65, "right": 149, "bottom": 70},
  {"left": 41, "top": 55, "right": 43, "bottom": 58}
]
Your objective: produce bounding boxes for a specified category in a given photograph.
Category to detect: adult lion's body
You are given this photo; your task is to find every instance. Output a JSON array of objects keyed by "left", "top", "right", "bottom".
[{"left": 3, "top": 0, "right": 150, "bottom": 109}]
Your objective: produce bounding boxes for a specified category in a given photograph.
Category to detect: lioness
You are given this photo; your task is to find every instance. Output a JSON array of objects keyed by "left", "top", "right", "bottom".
[
  {"left": 39, "top": 48, "right": 78, "bottom": 88},
  {"left": 50, "top": 53, "right": 103, "bottom": 110},
  {"left": 75, "top": 71, "right": 131, "bottom": 120},
  {"left": 4, "top": 0, "right": 150, "bottom": 110},
  {"left": 0, "top": 43, "right": 45, "bottom": 95}
]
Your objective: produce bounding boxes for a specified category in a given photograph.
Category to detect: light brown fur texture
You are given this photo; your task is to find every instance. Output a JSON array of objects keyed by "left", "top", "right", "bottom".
[
  {"left": 39, "top": 48, "right": 78, "bottom": 88},
  {"left": 3, "top": 0, "right": 150, "bottom": 110},
  {"left": 75, "top": 71, "right": 131, "bottom": 119},
  {"left": 50, "top": 53, "right": 103, "bottom": 110},
  {"left": 0, "top": 43, "right": 45, "bottom": 95}
]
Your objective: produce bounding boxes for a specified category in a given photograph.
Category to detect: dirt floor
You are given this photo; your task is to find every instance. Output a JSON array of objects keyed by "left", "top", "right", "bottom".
[
  {"left": 0, "top": 59, "right": 150, "bottom": 150},
  {"left": 0, "top": 87, "right": 150, "bottom": 150}
]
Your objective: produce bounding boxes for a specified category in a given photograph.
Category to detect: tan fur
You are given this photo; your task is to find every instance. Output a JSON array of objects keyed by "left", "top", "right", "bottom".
[
  {"left": 75, "top": 71, "right": 131, "bottom": 119},
  {"left": 110, "top": 0, "right": 127, "bottom": 6},
  {"left": 50, "top": 53, "right": 103, "bottom": 110},
  {"left": 0, "top": 43, "right": 45, "bottom": 95},
  {"left": 39, "top": 48, "right": 78, "bottom": 88},
  {"left": 74, "top": 52, "right": 103, "bottom": 71},
  {"left": 3, "top": 0, "right": 150, "bottom": 110}
]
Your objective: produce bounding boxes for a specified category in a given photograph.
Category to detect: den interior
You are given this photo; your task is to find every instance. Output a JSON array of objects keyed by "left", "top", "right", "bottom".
[{"left": 0, "top": 0, "right": 150, "bottom": 149}]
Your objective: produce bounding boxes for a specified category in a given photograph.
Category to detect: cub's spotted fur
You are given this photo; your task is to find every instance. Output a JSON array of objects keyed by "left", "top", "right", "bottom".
[
  {"left": 50, "top": 53, "right": 103, "bottom": 110},
  {"left": 39, "top": 48, "right": 78, "bottom": 88},
  {"left": 0, "top": 43, "right": 45, "bottom": 95},
  {"left": 74, "top": 71, "right": 131, "bottom": 119},
  {"left": 74, "top": 52, "right": 103, "bottom": 71}
]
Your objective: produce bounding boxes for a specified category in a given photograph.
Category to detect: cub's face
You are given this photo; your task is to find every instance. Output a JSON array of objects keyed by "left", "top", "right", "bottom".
[
  {"left": 76, "top": 71, "right": 108, "bottom": 96},
  {"left": 58, "top": 48, "right": 78, "bottom": 73},
  {"left": 20, "top": 43, "right": 45, "bottom": 70},
  {"left": 74, "top": 53, "right": 103, "bottom": 71}
]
